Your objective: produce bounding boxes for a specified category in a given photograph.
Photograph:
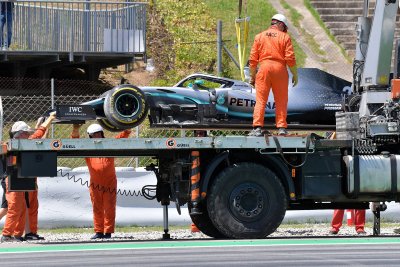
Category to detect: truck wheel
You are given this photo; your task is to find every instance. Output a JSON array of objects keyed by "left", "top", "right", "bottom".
[
  {"left": 103, "top": 85, "right": 148, "bottom": 129},
  {"left": 207, "top": 163, "right": 287, "bottom": 239},
  {"left": 189, "top": 204, "right": 226, "bottom": 238}
]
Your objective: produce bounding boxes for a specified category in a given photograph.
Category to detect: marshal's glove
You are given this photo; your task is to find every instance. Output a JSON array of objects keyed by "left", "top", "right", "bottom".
[
  {"left": 249, "top": 67, "right": 257, "bottom": 87},
  {"left": 289, "top": 65, "right": 298, "bottom": 87},
  {"left": 249, "top": 77, "right": 255, "bottom": 87}
]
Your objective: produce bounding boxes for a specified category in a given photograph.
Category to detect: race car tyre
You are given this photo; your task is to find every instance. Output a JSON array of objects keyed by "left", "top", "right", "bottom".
[
  {"left": 189, "top": 203, "right": 226, "bottom": 238},
  {"left": 207, "top": 162, "right": 287, "bottom": 239},
  {"left": 97, "top": 118, "right": 121, "bottom": 132},
  {"left": 103, "top": 85, "right": 148, "bottom": 130}
]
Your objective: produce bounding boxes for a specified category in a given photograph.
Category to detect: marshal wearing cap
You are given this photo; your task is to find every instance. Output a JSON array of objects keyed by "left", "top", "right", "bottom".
[{"left": 11, "top": 121, "right": 34, "bottom": 134}]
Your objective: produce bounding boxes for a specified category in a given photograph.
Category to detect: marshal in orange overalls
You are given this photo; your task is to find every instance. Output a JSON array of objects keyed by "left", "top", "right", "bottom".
[
  {"left": 2, "top": 126, "right": 47, "bottom": 238},
  {"left": 331, "top": 209, "right": 366, "bottom": 234},
  {"left": 249, "top": 23, "right": 297, "bottom": 129},
  {"left": 71, "top": 129, "right": 131, "bottom": 235}
]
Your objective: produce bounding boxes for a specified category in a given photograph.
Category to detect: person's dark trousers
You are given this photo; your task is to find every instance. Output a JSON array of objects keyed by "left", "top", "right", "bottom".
[{"left": 0, "top": 9, "right": 13, "bottom": 47}]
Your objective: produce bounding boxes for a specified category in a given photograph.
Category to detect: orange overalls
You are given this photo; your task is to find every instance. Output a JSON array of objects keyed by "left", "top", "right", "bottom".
[
  {"left": 2, "top": 127, "right": 46, "bottom": 237},
  {"left": 2, "top": 179, "right": 25, "bottom": 237},
  {"left": 331, "top": 209, "right": 366, "bottom": 233},
  {"left": 26, "top": 190, "right": 39, "bottom": 234},
  {"left": 71, "top": 130, "right": 131, "bottom": 234},
  {"left": 249, "top": 25, "right": 296, "bottom": 128}
]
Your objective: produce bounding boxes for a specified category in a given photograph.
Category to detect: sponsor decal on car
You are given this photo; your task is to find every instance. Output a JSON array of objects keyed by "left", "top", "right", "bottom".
[
  {"left": 324, "top": 104, "right": 342, "bottom": 110},
  {"left": 217, "top": 94, "right": 226, "bottom": 105},
  {"left": 229, "top": 97, "right": 257, "bottom": 107}
]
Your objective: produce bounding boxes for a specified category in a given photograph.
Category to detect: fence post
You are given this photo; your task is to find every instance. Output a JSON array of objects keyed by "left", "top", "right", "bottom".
[
  {"left": 51, "top": 78, "right": 55, "bottom": 138},
  {"left": 84, "top": 0, "right": 91, "bottom": 52},
  {"left": 69, "top": 3, "right": 74, "bottom": 61},
  {"left": 217, "top": 20, "right": 223, "bottom": 76}
]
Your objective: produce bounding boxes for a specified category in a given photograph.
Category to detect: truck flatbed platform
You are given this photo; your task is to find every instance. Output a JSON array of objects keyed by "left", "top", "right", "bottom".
[{"left": 4, "top": 135, "right": 314, "bottom": 157}]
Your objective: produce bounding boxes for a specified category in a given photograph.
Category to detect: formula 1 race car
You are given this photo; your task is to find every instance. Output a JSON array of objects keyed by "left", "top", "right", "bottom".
[{"left": 62, "top": 68, "right": 351, "bottom": 132}]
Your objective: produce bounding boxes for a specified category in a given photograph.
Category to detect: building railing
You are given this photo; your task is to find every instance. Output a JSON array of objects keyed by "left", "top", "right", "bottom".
[{"left": 0, "top": 0, "right": 146, "bottom": 53}]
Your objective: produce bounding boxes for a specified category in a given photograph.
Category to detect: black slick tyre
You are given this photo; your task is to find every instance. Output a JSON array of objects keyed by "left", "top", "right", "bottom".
[
  {"left": 103, "top": 85, "right": 148, "bottom": 130},
  {"left": 97, "top": 118, "right": 121, "bottom": 132}
]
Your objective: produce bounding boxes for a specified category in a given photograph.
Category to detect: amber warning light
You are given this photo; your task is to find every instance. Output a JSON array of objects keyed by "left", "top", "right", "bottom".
[{"left": 391, "top": 79, "right": 400, "bottom": 99}]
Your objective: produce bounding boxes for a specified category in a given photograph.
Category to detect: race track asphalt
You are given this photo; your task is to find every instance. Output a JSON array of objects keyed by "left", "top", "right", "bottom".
[{"left": 0, "top": 237, "right": 400, "bottom": 266}]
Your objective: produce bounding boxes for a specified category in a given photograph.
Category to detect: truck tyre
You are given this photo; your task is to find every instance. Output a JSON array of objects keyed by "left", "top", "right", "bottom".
[
  {"left": 189, "top": 204, "right": 226, "bottom": 238},
  {"left": 207, "top": 162, "right": 287, "bottom": 239},
  {"left": 103, "top": 85, "right": 148, "bottom": 130}
]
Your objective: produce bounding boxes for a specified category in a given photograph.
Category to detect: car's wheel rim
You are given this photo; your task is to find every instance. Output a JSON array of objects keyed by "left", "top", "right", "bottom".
[
  {"left": 115, "top": 93, "right": 140, "bottom": 118},
  {"left": 229, "top": 182, "right": 267, "bottom": 222}
]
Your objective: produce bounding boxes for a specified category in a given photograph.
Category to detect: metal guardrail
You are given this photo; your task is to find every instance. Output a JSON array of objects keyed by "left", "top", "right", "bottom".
[{"left": 1, "top": 0, "right": 146, "bottom": 53}]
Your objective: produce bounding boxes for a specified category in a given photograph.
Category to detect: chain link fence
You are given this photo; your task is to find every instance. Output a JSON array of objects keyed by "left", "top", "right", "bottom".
[{"left": 0, "top": 77, "right": 247, "bottom": 169}]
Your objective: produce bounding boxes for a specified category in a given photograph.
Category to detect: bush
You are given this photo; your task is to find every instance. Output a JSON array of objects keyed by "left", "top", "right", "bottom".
[{"left": 147, "top": 0, "right": 231, "bottom": 85}]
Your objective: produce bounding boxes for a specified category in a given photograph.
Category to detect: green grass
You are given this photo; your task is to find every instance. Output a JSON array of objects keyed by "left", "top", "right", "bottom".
[
  {"left": 280, "top": 0, "right": 302, "bottom": 28},
  {"left": 147, "top": 0, "right": 307, "bottom": 83},
  {"left": 202, "top": 0, "right": 306, "bottom": 79},
  {"left": 280, "top": 0, "right": 326, "bottom": 58},
  {"left": 303, "top": 0, "right": 351, "bottom": 63},
  {"left": 37, "top": 221, "right": 400, "bottom": 233},
  {"left": 148, "top": 0, "right": 218, "bottom": 84}
]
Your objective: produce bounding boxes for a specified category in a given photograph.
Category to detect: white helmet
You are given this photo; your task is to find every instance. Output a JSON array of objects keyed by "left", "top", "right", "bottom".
[
  {"left": 11, "top": 121, "right": 33, "bottom": 134},
  {"left": 272, "top": 14, "right": 288, "bottom": 27},
  {"left": 87, "top": 124, "right": 103, "bottom": 135}
]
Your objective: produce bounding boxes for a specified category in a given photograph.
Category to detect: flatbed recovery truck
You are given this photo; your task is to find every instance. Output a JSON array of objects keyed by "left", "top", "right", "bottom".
[
  {"left": 0, "top": 134, "right": 391, "bottom": 239},
  {"left": 3, "top": 0, "right": 400, "bottom": 239}
]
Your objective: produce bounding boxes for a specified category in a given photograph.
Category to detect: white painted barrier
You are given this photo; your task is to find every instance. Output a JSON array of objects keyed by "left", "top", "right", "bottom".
[
  {"left": 36, "top": 168, "right": 192, "bottom": 228},
  {"left": 1, "top": 168, "right": 399, "bottom": 228}
]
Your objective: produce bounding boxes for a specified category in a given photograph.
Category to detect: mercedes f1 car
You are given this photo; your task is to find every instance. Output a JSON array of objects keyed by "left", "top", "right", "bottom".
[{"left": 73, "top": 68, "right": 351, "bottom": 132}]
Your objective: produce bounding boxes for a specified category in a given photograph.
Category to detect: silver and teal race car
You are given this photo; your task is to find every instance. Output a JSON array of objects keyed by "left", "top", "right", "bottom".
[{"left": 75, "top": 68, "right": 351, "bottom": 131}]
